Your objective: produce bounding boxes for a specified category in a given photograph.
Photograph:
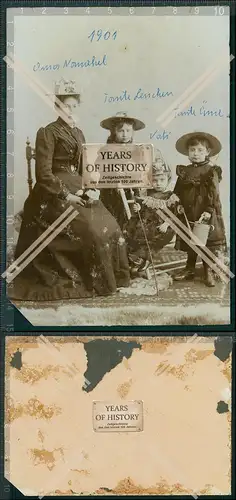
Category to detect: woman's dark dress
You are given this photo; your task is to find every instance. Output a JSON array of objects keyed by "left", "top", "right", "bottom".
[
  {"left": 125, "top": 190, "right": 176, "bottom": 261},
  {"left": 174, "top": 161, "right": 227, "bottom": 252},
  {"left": 9, "top": 117, "right": 130, "bottom": 301}
]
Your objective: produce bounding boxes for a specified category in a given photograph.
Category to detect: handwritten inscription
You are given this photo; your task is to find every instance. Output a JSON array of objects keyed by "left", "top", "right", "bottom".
[
  {"left": 33, "top": 55, "right": 107, "bottom": 71},
  {"left": 104, "top": 88, "right": 174, "bottom": 103},
  {"left": 174, "top": 101, "right": 225, "bottom": 118},
  {"left": 88, "top": 30, "right": 117, "bottom": 42},
  {"left": 149, "top": 129, "right": 171, "bottom": 140}
]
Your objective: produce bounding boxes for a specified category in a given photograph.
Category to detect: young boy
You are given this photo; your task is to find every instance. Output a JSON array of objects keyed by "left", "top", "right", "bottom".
[
  {"left": 125, "top": 149, "right": 179, "bottom": 277},
  {"left": 173, "top": 131, "right": 227, "bottom": 287}
]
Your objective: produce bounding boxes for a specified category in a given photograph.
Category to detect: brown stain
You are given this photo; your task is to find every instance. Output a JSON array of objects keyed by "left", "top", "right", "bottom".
[
  {"left": 222, "top": 355, "right": 231, "bottom": 383},
  {"left": 4, "top": 335, "right": 231, "bottom": 495},
  {"left": 6, "top": 397, "right": 61, "bottom": 423},
  {"left": 155, "top": 362, "right": 189, "bottom": 381},
  {"left": 141, "top": 339, "right": 169, "bottom": 354},
  {"left": 30, "top": 447, "right": 64, "bottom": 471},
  {"left": 195, "top": 349, "right": 213, "bottom": 360},
  {"left": 185, "top": 349, "right": 213, "bottom": 362},
  {"left": 154, "top": 347, "right": 213, "bottom": 382},
  {"left": 6, "top": 399, "right": 24, "bottom": 422},
  {"left": 13, "top": 364, "right": 68, "bottom": 384},
  {"left": 54, "top": 490, "right": 76, "bottom": 495},
  {"left": 5, "top": 339, "right": 38, "bottom": 369},
  {"left": 6, "top": 335, "right": 199, "bottom": 352},
  {"left": 38, "top": 430, "right": 45, "bottom": 443},
  {"left": 71, "top": 469, "right": 90, "bottom": 476},
  {"left": 225, "top": 381, "right": 232, "bottom": 484},
  {"left": 117, "top": 379, "right": 132, "bottom": 398},
  {"left": 165, "top": 365, "right": 190, "bottom": 380},
  {"left": 95, "top": 477, "right": 212, "bottom": 495}
]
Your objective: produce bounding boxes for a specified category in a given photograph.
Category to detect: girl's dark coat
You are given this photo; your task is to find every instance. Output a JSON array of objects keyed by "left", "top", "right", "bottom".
[{"left": 174, "top": 161, "right": 227, "bottom": 252}]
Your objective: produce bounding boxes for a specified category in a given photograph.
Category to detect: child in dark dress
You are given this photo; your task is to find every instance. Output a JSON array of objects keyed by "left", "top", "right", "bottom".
[
  {"left": 173, "top": 131, "right": 227, "bottom": 287},
  {"left": 125, "top": 149, "right": 179, "bottom": 277},
  {"left": 99, "top": 111, "right": 145, "bottom": 229}
]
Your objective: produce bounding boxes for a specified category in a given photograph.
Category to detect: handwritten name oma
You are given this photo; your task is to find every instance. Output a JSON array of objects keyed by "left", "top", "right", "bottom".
[
  {"left": 86, "top": 150, "right": 147, "bottom": 173},
  {"left": 95, "top": 404, "right": 139, "bottom": 421}
]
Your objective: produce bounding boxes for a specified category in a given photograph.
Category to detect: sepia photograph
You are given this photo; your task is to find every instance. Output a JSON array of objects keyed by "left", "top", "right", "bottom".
[{"left": 5, "top": 5, "right": 232, "bottom": 326}]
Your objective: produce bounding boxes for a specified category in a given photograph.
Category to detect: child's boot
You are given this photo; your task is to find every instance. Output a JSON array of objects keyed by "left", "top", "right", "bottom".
[
  {"left": 174, "top": 250, "right": 197, "bottom": 281},
  {"left": 203, "top": 262, "right": 215, "bottom": 287},
  {"left": 139, "top": 260, "right": 151, "bottom": 280},
  {"left": 174, "top": 268, "right": 195, "bottom": 281}
]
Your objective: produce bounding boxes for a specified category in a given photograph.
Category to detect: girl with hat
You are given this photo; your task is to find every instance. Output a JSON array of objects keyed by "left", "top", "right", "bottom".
[
  {"left": 9, "top": 80, "right": 130, "bottom": 301},
  {"left": 99, "top": 112, "right": 145, "bottom": 229},
  {"left": 173, "top": 131, "right": 227, "bottom": 287},
  {"left": 125, "top": 148, "right": 179, "bottom": 277}
]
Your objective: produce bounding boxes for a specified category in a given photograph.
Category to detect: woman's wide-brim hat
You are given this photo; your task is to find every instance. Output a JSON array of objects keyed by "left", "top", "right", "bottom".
[
  {"left": 100, "top": 112, "right": 145, "bottom": 131},
  {"left": 46, "top": 78, "right": 80, "bottom": 99},
  {"left": 175, "top": 131, "right": 222, "bottom": 157}
]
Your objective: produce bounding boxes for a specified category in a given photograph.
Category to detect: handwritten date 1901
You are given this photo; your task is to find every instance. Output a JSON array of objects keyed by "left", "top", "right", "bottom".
[{"left": 88, "top": 30, "right": 117, "bottom": 42}]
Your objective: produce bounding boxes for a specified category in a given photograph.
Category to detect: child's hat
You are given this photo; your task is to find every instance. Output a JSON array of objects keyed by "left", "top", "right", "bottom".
[
  {"left": 100, "top": 112, "right": 145, "bottom": 131},
  {"left": 152, "top": 149, "right": 172, "bottom": 183},
  {"left": 153, "top": 149, "right": 171, "bottom": 175},
  {"left": 175, "top": 131, "right": 222, "bottom": 156},
  {"left": 153, "top": 163, "right": 170, "bottom": 175}
]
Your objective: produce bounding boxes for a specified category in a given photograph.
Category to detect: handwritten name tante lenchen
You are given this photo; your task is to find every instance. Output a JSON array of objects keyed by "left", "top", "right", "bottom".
[{"left": 33, "top": 55, "right": 107, "bottom": 71}]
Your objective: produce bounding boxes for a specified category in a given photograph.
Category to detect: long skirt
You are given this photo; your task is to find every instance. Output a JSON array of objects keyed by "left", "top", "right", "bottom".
[{"left": 8, "top": 194, "right": 130, "bottom": 301}]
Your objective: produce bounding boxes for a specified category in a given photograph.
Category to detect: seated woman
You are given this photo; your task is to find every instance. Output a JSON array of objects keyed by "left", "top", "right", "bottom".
[
  {"left": 99, "top": 112, "right": 146, "bottom": 229},
  {"left": 9, "top": 80, "right": 130, "bottom": 301},
  {"left": 125, "top": 149, "right": 179, "bottom": 277}
]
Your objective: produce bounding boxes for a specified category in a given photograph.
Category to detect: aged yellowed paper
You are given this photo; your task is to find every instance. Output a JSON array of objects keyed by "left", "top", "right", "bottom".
[{"left": 5, "top": 335, "right": 231, "bottom": 495}]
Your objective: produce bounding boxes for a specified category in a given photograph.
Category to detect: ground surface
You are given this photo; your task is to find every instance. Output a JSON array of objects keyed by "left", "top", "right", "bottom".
[{"left": 10, "top": 248, "right": 230, "bottom": 326}]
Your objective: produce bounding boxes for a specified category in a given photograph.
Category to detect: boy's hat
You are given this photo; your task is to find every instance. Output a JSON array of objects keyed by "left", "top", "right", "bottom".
[
  {"left": 153, "top": 148, "right": 171, "bottom": 177},
  {"left": 175, "top": 131, "right": 222, "bottom": 156},
  {"left": 100, "top": 111, "right": 145, "bottom": 131},
  {"left": 153, "top": 163, "right": 171, "bottom": 175}
]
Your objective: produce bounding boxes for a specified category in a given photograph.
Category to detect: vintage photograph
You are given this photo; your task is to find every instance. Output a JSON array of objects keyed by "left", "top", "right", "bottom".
[
  {"left": 5, "top": 335, "right": 232, "bottom": 495},
  {"left": 5, "top": 6, "right": 232, "bottom": 326}
]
